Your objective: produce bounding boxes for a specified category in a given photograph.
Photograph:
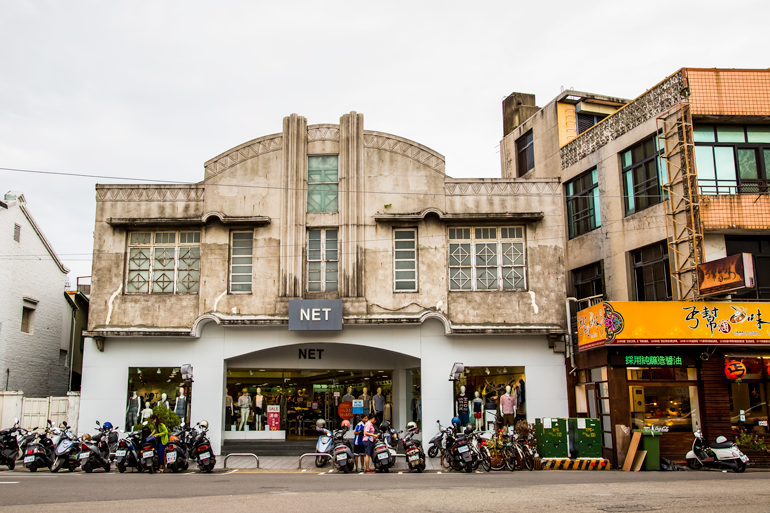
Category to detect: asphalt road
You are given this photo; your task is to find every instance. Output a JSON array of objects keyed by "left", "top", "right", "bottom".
[{"left": 1, "top": 468, "right": 768, "bottom": 512}]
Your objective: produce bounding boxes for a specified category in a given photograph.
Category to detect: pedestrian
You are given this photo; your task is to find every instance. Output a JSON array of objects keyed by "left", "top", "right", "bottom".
[
  {"left": 353, "top": 414, "right": 367, "bottom": 472},
  {"left": 149, "top": 414, "right": 169, "bottom": 471},
  {"left": 363, "top": 413, "right": 379, "bottom": 473}
]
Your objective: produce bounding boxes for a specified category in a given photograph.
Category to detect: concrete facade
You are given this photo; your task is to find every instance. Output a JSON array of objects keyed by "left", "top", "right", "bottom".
[
  {"left": 82, "top": 112, "right": 570, "bottom": 451},
  {"left": 0, "top": 192, "right": 70, "bottom": 397}
]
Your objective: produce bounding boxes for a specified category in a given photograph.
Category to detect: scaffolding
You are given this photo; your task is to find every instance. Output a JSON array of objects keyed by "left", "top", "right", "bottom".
[{"left": 657, "top": 99, "right": 704, "bottom": 301}]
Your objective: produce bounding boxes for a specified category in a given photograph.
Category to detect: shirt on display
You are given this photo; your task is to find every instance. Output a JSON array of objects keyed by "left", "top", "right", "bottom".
[
  {"left": 457, "top": 394, "right": 469, "bottom": 413},
  {"left": 500, "top": 393, "right": 516, "bottom": 415},
  {"left": 373, "top": 394, "right": 385, "bottom": 412}
]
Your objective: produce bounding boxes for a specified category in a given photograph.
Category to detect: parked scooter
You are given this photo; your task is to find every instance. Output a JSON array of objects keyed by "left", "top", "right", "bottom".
[
  {"left": 79, "top": 421, "right": 113, "bottom": 473},
  {"left": 427, "top": 421, "right": 448, "bottom": 459},
  {"left": 51, "top": 421, "right": 80, "bottom": 473},
  {"left": 165, "top": 423, "right": 192, "bottom": 473},
  {"left": 331, "top": 420, "right": 355, "bottom": 473},
  {"left": 0, "top": 418, "right": 21, "bottom": 470},
  {"left": 372, "top": 421, "right": 398, "bottom": 473},
  {"left": 23, "top": 421, "right": 55, "bottom": 472},
  {"left": 686, "top": 430, "right": 748, "bottom": 472},
  {"left": 314, "top": 419, "right": 334, "bottom": 468},
  {"left": 443, "top": 421, "right": 475, "bottom": 473},
  {"left": 190, "top": 420, "right": 215, "bottom": 473},
  {"left": 402, "top": 421, "right": 426, "bottom": 473},
  {"left": 115, "top": 425, "right": 149, "bottom": 473}
]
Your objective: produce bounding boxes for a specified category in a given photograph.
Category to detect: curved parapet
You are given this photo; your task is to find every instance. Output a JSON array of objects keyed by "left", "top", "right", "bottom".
[
  {"left": 204, "top": 132, "right": 283, "bottom": 180},
  {"left": 363, "top": 130, "right": 445, "bottom": 175}
]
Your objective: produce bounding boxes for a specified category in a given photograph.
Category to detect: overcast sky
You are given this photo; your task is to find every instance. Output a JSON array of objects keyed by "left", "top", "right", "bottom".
[{"left": 1, "top": 0, "right": 767, "bottom": 280}]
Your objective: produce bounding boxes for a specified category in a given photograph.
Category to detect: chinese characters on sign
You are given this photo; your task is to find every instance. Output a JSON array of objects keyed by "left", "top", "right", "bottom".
[{"left": 624, "top": 355, "right": 683, "bottom": 366}]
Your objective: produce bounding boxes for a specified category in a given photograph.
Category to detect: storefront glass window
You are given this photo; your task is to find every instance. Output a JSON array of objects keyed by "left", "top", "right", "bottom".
[
  {"left": 628, "top": 385, "right": 700, "bottom": 432},
  {"left": 728, "top": 356, "right": 770, "bottom": 433},
  {"left": 626, "top": 367, "right": 697, "bottom": 381},
  {"left": 126, "top": 367, "right": 189, "bottom": 431},
  {"left": 454, "top": 367, "right": 527, "bottom": 432}
]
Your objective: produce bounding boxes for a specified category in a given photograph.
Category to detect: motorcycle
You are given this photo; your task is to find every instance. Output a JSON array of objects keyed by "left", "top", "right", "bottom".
[
  {"left": 331, "top": 426, "right": 355, "bottom": 473},
  {"left": 115, "top": 425, "right": 149, "bottom": 473},
  {"left": 314, "top": 419, "right": 334, "bottom": 468},
  {"left": 23, "top": 421, "right": 55, "bottom": 472},
  {"left": 165, "top": 423, "right": 192, "bottom": 473},
  {"left": 427, "top": 421, "right": 448, "bottom": 459},
  {"left": 79, "top": 421, "right": 113, "bottom": 473},
  {"left": 402, "top": 421, "right": 426, "bottom": 473},
  {"left": 51, "top": 421, "right": 80, "bottom": 473},
  {"left": 686, "top": 430, "right": 748, "bottom": 473},
  {"left": 0, "top": 418, "right": 21, "bottom": 470},
  {"left": 444, "top": 423, "right": 475, "bottom": 473},
  {"left": 372, "top": 422, "right": 398, "bottom": 473},
  {"left": 190, "top": 420, "right": 215, "bottom": 473}
]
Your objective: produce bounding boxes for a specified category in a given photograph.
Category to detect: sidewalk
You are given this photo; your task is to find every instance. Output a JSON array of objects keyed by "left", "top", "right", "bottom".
[{"left": 216, "top": 454, "right": 444, "bottom": 472}]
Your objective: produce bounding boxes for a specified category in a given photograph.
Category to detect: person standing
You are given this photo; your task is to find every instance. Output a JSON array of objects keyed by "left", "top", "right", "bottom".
[
  {"left": 149, "top": 414, "right": 169, "bottom": 471},
  {"left": 363, "top": 414, "right": 379, "bottom": 473},
  {"left": 353, "top": 414, "right": 367, "bottom": 472}
]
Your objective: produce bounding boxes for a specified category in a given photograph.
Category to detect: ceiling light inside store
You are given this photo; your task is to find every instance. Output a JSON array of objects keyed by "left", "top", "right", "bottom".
[
  {"left": 339, "top": 370, "right": 345, "bottom": 372},
  {"left": 259, "top": 370, "right": 265, "bottom": 372},
  {"left": 485, "top": 368, "right": 490, "bottom": 375},
  {"left": 166, "top": 379, "right": 171, "bottom": 382},
  {"left": 378, "top": 371, "right": 383, "bottom": 373},
  {"left": 503, "top": 368, "right": 507, "bottom": 373},
  {"left": 157, "top": 368, "right": 161, "bottom": 374},
  {"left": 137, "top": 369, "right": 142, "bottom": 375},
  {"left": 249, "top": 370, "right": 253, "bottom": 376}
]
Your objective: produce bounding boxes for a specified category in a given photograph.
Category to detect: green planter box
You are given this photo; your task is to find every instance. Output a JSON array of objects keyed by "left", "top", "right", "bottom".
[
  {"left": 632, "top": 429, "right": 661, "bottom": 471},
  {"left": 568, "top": 418, "right": 602, "bottom": 459},
  {"left": 535, "top": 418, "right": 569, "bottom": 458}
]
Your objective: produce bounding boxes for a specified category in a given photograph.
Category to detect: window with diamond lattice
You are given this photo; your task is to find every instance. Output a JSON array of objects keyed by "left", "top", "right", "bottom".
[
  {"left": 307, "top": 155, "right": 339, "bottom": 213},
  {"left": 448, "top": 226, "right": 526, "bottom": 291},
  {"left": 126, "top": 231, "right": 200, "bottom": 294}
]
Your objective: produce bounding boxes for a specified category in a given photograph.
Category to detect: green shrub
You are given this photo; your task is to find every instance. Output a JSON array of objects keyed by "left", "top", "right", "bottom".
[{"left": 133, "top": 405, "right": 181, "bottom": 432}]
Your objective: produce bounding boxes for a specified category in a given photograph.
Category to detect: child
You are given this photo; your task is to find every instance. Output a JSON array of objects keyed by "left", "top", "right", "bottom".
[{"left": 353, "top": 414, "right": 367, "bottom": 472}]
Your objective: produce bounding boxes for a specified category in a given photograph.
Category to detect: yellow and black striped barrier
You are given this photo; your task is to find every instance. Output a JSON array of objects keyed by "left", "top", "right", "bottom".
[{"left": 536, "top": 458, "right": 611, "bottom": 470}]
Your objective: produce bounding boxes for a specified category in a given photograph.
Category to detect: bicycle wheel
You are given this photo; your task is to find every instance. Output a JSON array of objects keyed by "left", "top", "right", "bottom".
[
  {"left": 480, "top": 447, "right": 492, "bottom": 472},
  {"left": 440, "top": 452, "right": 451, "bottom": 469},
  {"left": 524, "top": 449, "right": 534, "bottom": 471},
  {"left": 504, "top": 446, "right": 516, "bottom": 471}
]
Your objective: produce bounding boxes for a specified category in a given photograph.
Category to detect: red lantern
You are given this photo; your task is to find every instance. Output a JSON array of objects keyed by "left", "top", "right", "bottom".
[{"left": 725, "top": 360, "right": 747, "bottom": 380}]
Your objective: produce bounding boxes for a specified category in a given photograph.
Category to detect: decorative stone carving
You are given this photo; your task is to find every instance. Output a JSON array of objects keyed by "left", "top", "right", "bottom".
[
  {"left": 96, "top": 186, "right": 204, "bottom": 202},
  {"left": 363, "top": 131, "right": 445, "bottom": 174},
  {"left": 444, "top": 180, "right": 560, "bottom": 196},
  {"left": 204, "top": 135, "right": 283, "bottom": 179},
  {"left": 560, "top": 70, "right": 685, "bottom": 169},
  {"left": 307, "top": 125, "right": 340, "bottom": 142}
]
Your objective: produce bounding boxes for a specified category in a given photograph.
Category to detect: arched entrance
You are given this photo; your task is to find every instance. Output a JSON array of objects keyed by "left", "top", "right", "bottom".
[{"left": 224, "top": 342, "right": 420, "bottom": 440}]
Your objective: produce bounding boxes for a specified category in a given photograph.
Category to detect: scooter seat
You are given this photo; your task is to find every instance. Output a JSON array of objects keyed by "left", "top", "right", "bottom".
[{"left": 709, "top": 441, "right": 734, "bottom": 449}]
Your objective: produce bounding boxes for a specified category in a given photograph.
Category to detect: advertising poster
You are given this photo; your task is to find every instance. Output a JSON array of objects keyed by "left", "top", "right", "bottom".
[
  {"left": 338, "top": 401, "right": 353, "bottom": 421},
  {"left": 352, "top": 399, "right": 363, "bottom": 415},
  {"left": 266, "top": 405, "right": 281, "bottom": 431}
]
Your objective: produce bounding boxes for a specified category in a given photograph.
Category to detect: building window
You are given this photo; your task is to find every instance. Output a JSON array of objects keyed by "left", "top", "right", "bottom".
[
  {"left": 572, "top": 262, "right": 603, "bottom": 301},
  {"left": 307, "top": 155, "right": 339, "bottom": 213},
  {"left": 516, "top": 130, "right": 534, "bottom": 176},
  {"left": 448, "top": 227, "right": 526, "bottom": 291},
  {"left": 632, "top": 241, "right": 671, "bottom": 301},
  {"left": 21, "top": 306, "right": 34, "bottom": 333},
  {"left": 394, "top": 229, "right": 417, "bottom": 292},
  {"left": 307, "top": 228, "right": 338, "bottom": 292},
  {"left": 621, "top": 136, "right": 663, "bottom": 215},
  {"left": 694, "top": 124, "right": 770, "bottom": 194},
  {"left": 566, "top": 169, "right": 601, "bottom": 239},
  {"left": 126, "top": 231, "right": 201, "bottom": 294},
  {"left": 725, "top": 235, "right": 770, "bottom": 299},
  {"left": 13, "top": 223, "right": 20, "bottom": 242},
  {"left": 230, "top": 232, "right": 253, "bottom": 293}
]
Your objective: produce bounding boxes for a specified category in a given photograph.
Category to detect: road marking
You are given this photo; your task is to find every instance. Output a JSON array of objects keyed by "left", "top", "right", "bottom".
[
  {"left": 223, "top": 469, "right": 239, "bottom": 475},
  {"left": 0, "top": 482, "right": 19, "bottom": 484},
  {"left": 301, "top": 469, "right": 307, "bottom": 472},
  {"left": 398, "top": 472, "right": 403, "bottom": 475},
  {"left": 318, "top": 472, "right": 325, "bottom": 475},
  {"left": 437, "top": 472, "right": 442, "bottom": 474}
]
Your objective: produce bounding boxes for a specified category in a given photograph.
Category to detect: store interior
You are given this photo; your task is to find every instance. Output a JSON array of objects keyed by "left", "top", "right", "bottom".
[
  {"left": 452, "top": 366, "right": 526, "bottom": 432},
  {"left": 126, "top": 367, "right": 190, "bottom": 430}
]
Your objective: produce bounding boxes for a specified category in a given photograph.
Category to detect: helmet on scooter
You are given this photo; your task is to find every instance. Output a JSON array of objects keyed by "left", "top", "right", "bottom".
[
  {"left": 464, "top": 423, "right": 475, "bottom": 435},
  {"left": 103, "top": 422, "right": 113, "bottom": 430},
  {"left": 341, "top": 420, "right": 351, "bottom": 429},
  {"left": 406, "top": 421, "right": 417, "bottom": 432},
  {"left": 716, "top": 436, "right": 727, "bottom": 444},
  {"left": 380, "top": 421, "right": 391, "bottom": 432},
  {"left": 451, "top": 417, "right": 461, "bottom": 428},
  {"left": 316, "top": 419, "right": 326, "bottom": 429},
  {"left": 199, "top": 420, "right": 209, "bottom": 430},
  {"left": 82, "top": 433, "right": 92, "bottom": 441}
]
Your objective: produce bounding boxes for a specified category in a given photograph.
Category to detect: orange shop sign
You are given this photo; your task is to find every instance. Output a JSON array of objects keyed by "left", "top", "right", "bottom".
[{"left": 577, "top": 302, "right": 770, "bottom": 351}]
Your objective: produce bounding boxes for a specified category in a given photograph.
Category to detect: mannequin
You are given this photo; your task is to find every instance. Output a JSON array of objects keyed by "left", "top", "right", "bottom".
[
  {"left": 500, "top": 385, "right": 518, "bottom": 430},
  {"left": 411, "top": 392, "right": 421, "bottom": 423},
  {"left": 472, "top": 391, "right": 484, "bottom": 431},
  {"left": 342, "top": 386, "right": 354, "bottom": 403},
  {"left": 254, "top": 388, "right": 264, "bottom": 431},
  {"left": 174, "top": 388, "right": 187, "bottom": 422},
  {"left": 126, "top": 392, "right": 141, "bottom": 429},
  {"left": 157, "top": 393, "right": 170, "bottom": 409},
  {"left": 359, "top": 387, "right": 371, "bottom": 416},
  {"left": 225, "top": 393, "right": 233, "bottom": 429},
  {"left": 238, "top": 388, "right": 251, "bottom": 431},
  {"left": 140, "top": 402, "right": 153, "bottom": 421},
  {"left": 372, "top": 387, "right": 385, "bottom": 424},
  {"left": 456, "top": 385, "right": 470, "bottom": 427}
]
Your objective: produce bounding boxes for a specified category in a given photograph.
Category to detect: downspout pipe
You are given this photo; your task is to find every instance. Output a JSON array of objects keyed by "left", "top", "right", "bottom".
[{"left": 566, "top": 298, "right": 578, "bottom": 374}]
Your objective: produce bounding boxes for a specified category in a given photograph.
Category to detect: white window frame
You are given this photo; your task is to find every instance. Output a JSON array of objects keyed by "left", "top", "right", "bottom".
[
  {"left": 126, "top": 231, "right": 201, "bottom": 295},
  {"left": 393, "top": 229, "right": 418, "bottom": 292},
  {"left": 307, "top": 228, "right": 339, "bottom": 292},
  {"left": 448, "top": 226, "right": 526, "bottom": 291},
  {"left": 230, "top": 231, "right": 254, "bottom": 293}
]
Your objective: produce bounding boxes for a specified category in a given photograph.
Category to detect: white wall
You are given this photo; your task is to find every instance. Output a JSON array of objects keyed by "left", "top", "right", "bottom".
[{"left": 80, "top": 322, "right": 568, "bottom": 453}]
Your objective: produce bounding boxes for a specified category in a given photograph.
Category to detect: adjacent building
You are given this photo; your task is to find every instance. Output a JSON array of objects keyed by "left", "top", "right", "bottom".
[
  {"left": 81, "top": 114, "right": 570, "bottom": 452},
  {"left": 0, "top": 191, "right": 71, "bottom": 397}
]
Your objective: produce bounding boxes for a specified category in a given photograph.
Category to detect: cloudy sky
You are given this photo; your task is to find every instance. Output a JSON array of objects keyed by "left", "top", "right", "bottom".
[{"left": 1, "top": 0, "right": 766, "bottom": 280}]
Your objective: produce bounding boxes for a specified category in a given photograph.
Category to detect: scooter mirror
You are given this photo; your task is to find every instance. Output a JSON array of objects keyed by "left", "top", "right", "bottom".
[
  {"left": 96, "top": 420, "right": 100, "bottom": 426},
  {"left": 47, "top": 419, "right": 53, "bottom": 426},
  {"left": 142, "top": 421, "right": 148, "bottom": 426},
  {"left": 14, "top": 417, "right": 19, "bottom": 425},
  {"left": 62, "top": 421, "right": 68, "bottom": 428}
]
